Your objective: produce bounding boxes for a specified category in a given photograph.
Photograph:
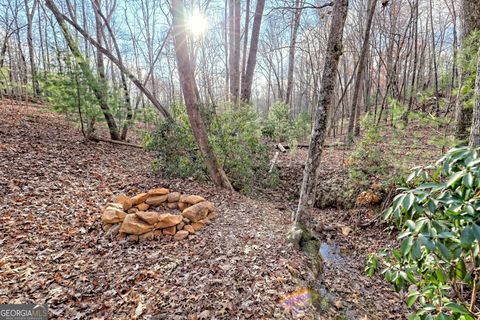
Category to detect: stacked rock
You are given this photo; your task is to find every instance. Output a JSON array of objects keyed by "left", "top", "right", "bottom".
[{"left": 101, "top": 188, "right": 217, "bottom": 241}]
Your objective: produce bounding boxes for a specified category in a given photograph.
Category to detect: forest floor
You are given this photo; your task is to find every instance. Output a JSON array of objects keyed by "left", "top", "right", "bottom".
[{"left": 0, "top": 100, "right": 409, "bottom": 319}]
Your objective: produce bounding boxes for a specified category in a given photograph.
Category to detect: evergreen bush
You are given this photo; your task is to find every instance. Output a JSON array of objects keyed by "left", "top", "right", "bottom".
[
  {"left": 146, "top": 103, "right": 275, "bottom": 193},
  {"left": 367, "top": 146, "right": 480, "bottom": 320}
]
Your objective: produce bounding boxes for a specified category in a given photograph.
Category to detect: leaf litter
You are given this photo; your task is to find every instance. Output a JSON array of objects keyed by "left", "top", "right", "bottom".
[{"left": 0, "top": 101, "right": 320, "bottom": 319}]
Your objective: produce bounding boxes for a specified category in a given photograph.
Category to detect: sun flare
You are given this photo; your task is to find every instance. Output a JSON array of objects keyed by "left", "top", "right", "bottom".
[{"left": 187, "top": 11, "right": 208, "bottom": 37}]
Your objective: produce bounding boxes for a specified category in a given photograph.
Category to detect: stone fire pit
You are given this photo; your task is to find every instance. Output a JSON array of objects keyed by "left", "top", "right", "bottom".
[{"left": 101, "top": 188, "right": 217, "bottom": 241}]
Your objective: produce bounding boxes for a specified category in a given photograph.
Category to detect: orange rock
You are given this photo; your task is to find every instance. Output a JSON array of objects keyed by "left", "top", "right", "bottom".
[
  {"left": 191, "top": 221, "right": 205, "bottom": 231},
  {"left": 137, "top": 203, "right": 150, "bottom": 211},
  {"left": 127, "top": 234, "right": 139, "bottom": 242},
  {"left": 167, "top": 202, "right": 178, "bottom": 209},
  {"left": 200, "top": 218, "right": 210, "bottom": 225},
  {"left": 101, "top": 207, "right": 126, "bottom": 224},
  {"left": 182, "top": 201, "right": 215, "bottom": 222},
  {"left": 127, "top": 207, "right": 138, "bottom": 214},
  {"left": 174, "top": 230, "right": 189, "bottom": 240},
  {"left": 148, "top": 188, "right": 169, "bottom": 196},
  {"left": 162, "top": 226, "right": 176, "bottom": 236},
  {"left": 183, "top": 224, "right": 195, "bottom": 234},
  {"left": 135, "top": 211, "right": 160, "bottom": 225},
  {"left": 131, "top": 193, "right": 149, "bottom": 206},
  {"left": 139, "top": 231, "right": 154, "bottom": 242},
  {"left": 176, "top": 221, "right": 185, "bottom": 231},
  {"left": 207, "top": 211, "right": 218, "bottom": 220},
  {"left": 180, "top": 195, "right": 206, "bottom": 205},
  {"left": 119, "top": 214, "right": 154, "bottom": 235},
  {"left": 168, "top": 192, "right": 181, "bottom": 202},
  {"left": 178, "top": 202, "right": 189, "bottom": 211},
  {"left": 104, "top": 203, "right": 123, "bottom": 210},
  {"left": 154, "top": 214, "right": 183, "bottom": 229},
  {"left": 116, "top": 232, "right": 127, "bottom": 240},
  {"left": 146, "top": 195, "right": 168, "bottom": 206},
  {"left": 114, "top": 194, "right": 133, "bottom": 210}
]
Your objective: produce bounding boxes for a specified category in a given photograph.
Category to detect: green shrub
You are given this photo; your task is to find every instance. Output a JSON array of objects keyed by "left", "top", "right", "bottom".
[
  {"left": 42, "top": 53, "right": 130, "bottom": 136},
  {"left": 42, "top": 71, "right": 97, "bottom": 115},
  {"left": 348, "top": 113, "right": 396, "bottom": 189},
  {"left": 262, "top": 102, "right": 293, "bottom": 141},
  {"left": 146, "top": 103, "right": 276, "bottom": 193},
  {"left": 367, "top": 146, "right": 480, "bottom": 320},
  {"left": 261, "top": 102, "right": 312, "bottom": 145},
  {"left": 292, "top": 111, "right": 312, "bottom": 142}
]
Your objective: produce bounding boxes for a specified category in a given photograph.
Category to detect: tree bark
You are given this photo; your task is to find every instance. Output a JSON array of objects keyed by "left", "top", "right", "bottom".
[
  {"left": 285, "top": 0, "right": 304, "bottom": 106},
  {"left": 24, "top": 0, "right": 40, "bottom": 97},
  {"left": 171, "top": 0, "right": 233, "bottom": 190},
  {"left": 229, "top": 0, "right": 241, "bottom": 102},
  {"left": 240, "top": 0, "right": 266, "bottom": 103},
  {"left": 241, "top": 0, "right": 250, "bottom": 81},
  {"left": 469, "top": 47, "right": 480, "bottom": 147},
  {"left": 347, "top": 0, "right": 376, "bottom": 142},
  {"left": 93, "top": 0, "right": 120, "bottom": 141},
  {"left": 290, "top": 0, "right": 349, "bottom": 239},
  {"left": 428, "top": 0, "right": 440, "bottom": 116},
  {"left": 454, "top": 0, "right": 480, "bottom": 139},
  {"left": 92, "top": 2, "right": 133, "bottom": 141},
  {"left": 401, "top": 0, "right": 419, "bottom": 124}
]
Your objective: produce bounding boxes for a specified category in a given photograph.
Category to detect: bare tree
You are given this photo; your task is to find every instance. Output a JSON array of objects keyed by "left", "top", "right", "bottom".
[
  {"left": 347, "top": 0, "right": 377, "bottom": 141},
  {"left": 92, "top": 0, "right": 133, "bottom": 140},
  {"left": 93, "top": 0, "right": 120, "bottom": 140},
  {"left": 289, "top": 0, "right": 349, "bottom": 245},
  {"left": 171, "top": 0, "right": 233, "bottom": 190},
  {"left": 24, "top": 0, "right": 40, "bottom": 97},
  {"left": 240, "top": 0, "right": 266, "bottom": 103},
  {"left": 228, "top": 0, "right": 241, "bottom": 102},
  {"left": 285, "top": 0, "right": 304, "bottom": 106}
]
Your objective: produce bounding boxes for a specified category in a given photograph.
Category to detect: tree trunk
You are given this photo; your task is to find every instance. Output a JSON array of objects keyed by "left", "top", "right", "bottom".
[
  {"left": 229, "top": 0, "right": 241, "bottom": 102},
  {"left": 347, "top": 0, "right": 376, "bottom": 142},
  {"left": 24, "top": 0, "right": 40, "bottom": 97},
  {"left": 240, "top": 0, "right": 266, "bottom": 103},
  {"left": 469, "top": 47, "right": 480, "bottom": 146},
  {"left": 92, "top": 2, "right": 133, "bottom": 141},
  {"left": 290, "top": 0, "right": 349, "bottom": 242},
  {"left": 454, "top": 0, "right": 480, "bottom": 139},
  {"left": 241, "top": 0, "right": 250, "bottom": 81},
  {"left": 428, "top": 0, "right": 440, "bottom": 116},
  {"left": 93, "top": 0, "right": 120, "bottom": 140},
  {"left": 462, "top": 0, "right": 480, "bottom": 37},
  {"left": 171, "top": 0, "right": 233, "bottom": 190},
  {"left": 401, "top": 0, "right": 419, "bottom": 124},
  {"left": 285, "top": 0, "right": 304, "bottom": 106}
]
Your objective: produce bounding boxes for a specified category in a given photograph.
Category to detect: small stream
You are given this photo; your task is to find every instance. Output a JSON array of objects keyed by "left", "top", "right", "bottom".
[
  {"left": 281, "top": 241, "right": 358, "bottom": 318},
  {"left": 314, "top": 241, "right": 360, "bottom": 319},
  {"left": 319, "top": 242, "right": 347, "bottom": 265}
]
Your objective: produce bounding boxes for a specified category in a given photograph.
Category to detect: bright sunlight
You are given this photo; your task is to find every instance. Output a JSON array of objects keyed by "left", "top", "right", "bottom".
[{"left": 186, "top": 11, "right": 208, "bottom": 37}]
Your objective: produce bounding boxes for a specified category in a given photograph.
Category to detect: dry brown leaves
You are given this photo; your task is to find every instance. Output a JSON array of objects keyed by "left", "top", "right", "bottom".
[{"left": 0, "top": 101, "right": 315, "bottom": 319}]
